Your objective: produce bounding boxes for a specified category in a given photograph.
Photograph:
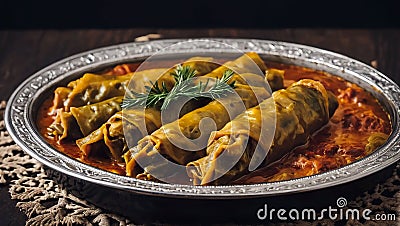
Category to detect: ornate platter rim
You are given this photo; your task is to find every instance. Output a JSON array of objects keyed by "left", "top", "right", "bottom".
[{"left": 5, "top": 38, "right": 400, "bottom": 198}]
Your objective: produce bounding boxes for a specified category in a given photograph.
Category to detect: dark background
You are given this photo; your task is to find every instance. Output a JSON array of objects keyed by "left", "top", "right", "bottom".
[
  {"left": 1, "top": 1, "right": 399, "bottom": 225},
  {"left": 2, "top": 0, "right": 400, "bottom": 29}
]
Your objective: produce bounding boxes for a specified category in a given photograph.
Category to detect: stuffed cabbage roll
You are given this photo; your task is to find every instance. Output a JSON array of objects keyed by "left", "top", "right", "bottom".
[
  {"left": 77, "top": 108, "right": 162, "bottom": 161},
  {"left": 49, "top": 96, "right": 123, "bottom": 141},
  {"left": 78, "top": 53, "right": 283, "bottom": 164},
  {"left": 207, "top": 52, "right": 267, "bottom": 77},
  {"left": 51, "top": 63, "right": 150, "bottom": 111},
  {"left": 124, "top": 83, "right": 271, "bottom": 178},
  {"left": 202, "top": 52, "right": 283, "bottom": 91},
  {"left": 187, "top": 79, "right": 338, "bottom": 185},
  {"left": 50, "top": 57, "right": 219, "bottom": 140},
  {"left": 365, "top": 132, "right": 389, "bottom": 154},
  {"left": 52, "top": 87, "right": 73, "bottom": 112},
  {"left": 48, "top": 111, "right": 81, "bottom": 141},
  {"left": 56, "top": 57, "right": 219, "bottom": 111},
  {"left": 265, "top": 69, "right": 284, "bottom": 92},
  {"left": 76, "top": 97, "right": 213, "bottom": 162},
  {"left": 70, "top": 96, "right": 123, "bottom": 136},
  {"left": 63, "top": 69, "right": 168, "bottom": 111}
]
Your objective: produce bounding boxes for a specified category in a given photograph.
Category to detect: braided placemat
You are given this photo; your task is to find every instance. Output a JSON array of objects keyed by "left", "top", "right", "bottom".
[{"left": 0, "top": 101, "right": 399, "bottom": 225}]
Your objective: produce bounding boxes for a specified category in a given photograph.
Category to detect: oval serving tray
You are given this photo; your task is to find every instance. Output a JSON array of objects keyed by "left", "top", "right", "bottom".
[{"left": 5, "top": 38, "right": 400, "bottom": 222}]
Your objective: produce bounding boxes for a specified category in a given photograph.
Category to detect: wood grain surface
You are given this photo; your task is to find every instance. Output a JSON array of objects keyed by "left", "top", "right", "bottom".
[
  {"left": 1, "top": 29, "right": 399, "bottom": 100},
  {"left": 0, "top": 28, "right": 399, "bottom": 225}
]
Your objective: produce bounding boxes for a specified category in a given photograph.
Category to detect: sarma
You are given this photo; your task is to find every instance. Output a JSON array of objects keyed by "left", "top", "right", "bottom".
[
  {"left": 48, "top": 111, "right": 81, "bottom": 141},
  {"left": 77, "top": 108, "right": 162, "bottom": 161},
  {"left": 78, "top": 53, "right": 283, "bottom": 163},
  {"left": 70, "top": 96, "right": 123, "bottom": 136},
  {"left": 124, "top": 84, "right": 271, "bottom": 178},
  {"left": 49, "top": 97, "right": 123, "bottom": 141},
  {"left": 208, "top": 52, "right": 283, "bottom": 91},
  {"left": 36, "top": 54, "right": 392, "bottom": 186},
  {"left": 52, "top": 87, "right": 72, "bottom": 112},
  {"left": 77, "top": 98, "right": 207, "bottom": 162},
  {"left": 365, "top": 132, "right": 389, "bottom": 154},
  {"left": 56, "top": 57, "right": 219, "bottom": 111},
  {"left": 50, "top": 57, "right": 219, "bottom": 140},
  {"left": 187, "top": 79, "right": 338, "bottom": 185},
  {"left": 63, "top": 69, "right": 168, "bottom": 111}
]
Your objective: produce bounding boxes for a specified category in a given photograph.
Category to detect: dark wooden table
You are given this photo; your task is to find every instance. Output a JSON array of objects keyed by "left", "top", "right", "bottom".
[
  {"left": 1, "top": 29, "right": 400, "bottom": 100},
  {"left": 1, "top": 29, "right": 399, "bottom": 225}
]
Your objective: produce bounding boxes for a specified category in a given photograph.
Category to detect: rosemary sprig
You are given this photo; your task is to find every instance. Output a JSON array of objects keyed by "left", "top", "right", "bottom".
[
  {"left": 197, "top": 69, "right": 236, "bottom": 99},
  {"left": 161, "top": 69, "right": 235, "bottom": 110},
  {"left": 171, "top": 64, "right": 198, "bottom": 83},
  {"left": 120, "top": 81, "right": 169, "bottom": 109},
  {"left": 121, "top": 65, "right": 235, "bottom": 110}
]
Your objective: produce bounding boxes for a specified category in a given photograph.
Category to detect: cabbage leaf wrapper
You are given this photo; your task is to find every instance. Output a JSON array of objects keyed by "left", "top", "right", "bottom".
[
  {"left": 49, "top": 97, "right": 123, "bottom": 141},
  {"left": 187, "top": 79, "right": 338, "bottom": 185},
  {"left": 53, "top": 57, "right": 219, "bottom": 112},
  {"left": 54, "top": 69, "right": 167, "bottom": 112},
  {"left": 77, "top": 108, "right": 162, "bottom": 161},
  {"left": 49, "top": 57, "right": 219, "bottom": 141},
  {"left": 78, "top": 53, "right": 284, "bottom": 163},
  {"left": 124, "top": 83, "right": 272, "bottom": 179}
]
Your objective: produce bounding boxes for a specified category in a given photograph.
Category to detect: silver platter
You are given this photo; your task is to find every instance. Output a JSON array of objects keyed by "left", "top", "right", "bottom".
[{"left": 5, "top": 38, "right": 400, "bottom": 199}]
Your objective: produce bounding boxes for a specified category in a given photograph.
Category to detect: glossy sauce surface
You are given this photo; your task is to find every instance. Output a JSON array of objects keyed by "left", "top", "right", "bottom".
[{"left": 37, "top": 61, "right": 392, "bottom": 184}]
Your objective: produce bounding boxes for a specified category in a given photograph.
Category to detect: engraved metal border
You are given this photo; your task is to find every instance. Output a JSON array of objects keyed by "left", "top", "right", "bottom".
[{"left": 5, "top": 39, "right": 400, "bottom": 198}]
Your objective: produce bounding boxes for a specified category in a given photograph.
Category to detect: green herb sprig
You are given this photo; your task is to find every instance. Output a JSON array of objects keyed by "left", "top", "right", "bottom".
[
  {"left": 121, "top": 81, "right": 169, "bottom": 109},
  {"left": 121, "top": 65, "right": 235, "bottom": 110}
]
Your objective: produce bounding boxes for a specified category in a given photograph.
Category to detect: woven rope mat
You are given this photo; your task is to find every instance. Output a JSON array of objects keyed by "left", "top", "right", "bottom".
[{"left": 0, "top": 101, "right": 399, "bottom": 225}]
